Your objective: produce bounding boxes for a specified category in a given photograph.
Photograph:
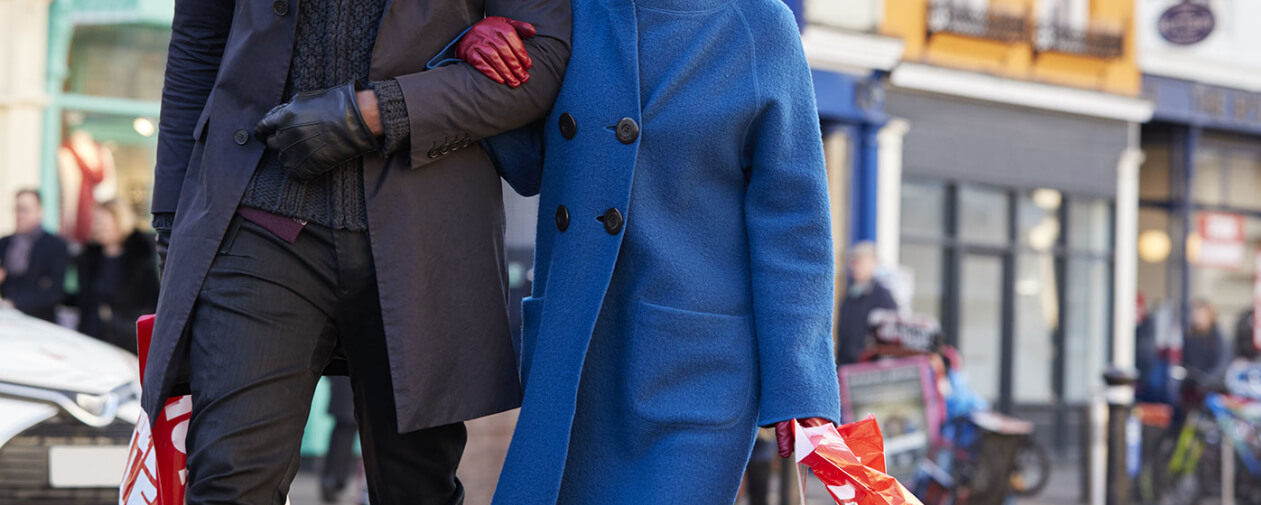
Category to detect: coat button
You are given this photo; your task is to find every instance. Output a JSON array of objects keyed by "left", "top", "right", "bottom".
[
  {"left": 601, "top": 208, "right": 623, "bottom": 235},
  {"left": 615, "top": 118, "right": 638, "bottom": 145},
  {"left": 555, "top": 205, "right": 570, "bottom": 232},
  {"left": 233, "top": 129, "right": 249, "bottom": 145},
  {"left": 272, "top": 0, "right": 289, "bottom": 15},
  {"left": 427, "top": 148, "right": 440, "bottom": 159},
  {"left": 558, "top": 113, "right": 577, "bottom": 140}
]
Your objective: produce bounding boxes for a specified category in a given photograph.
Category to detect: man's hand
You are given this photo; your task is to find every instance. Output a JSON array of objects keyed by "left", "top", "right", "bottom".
[
  {"left": 0, "top": 267, "right": 7, "bottom": 285},
  {"left": 254, "top": 81, "right": 381, "bottom": 180},
  {"left": 775, "top": 417, "right": 832, "bottom": 458},
  {"left": 457, "top": 17, "right": 536, "bottom": 88}
]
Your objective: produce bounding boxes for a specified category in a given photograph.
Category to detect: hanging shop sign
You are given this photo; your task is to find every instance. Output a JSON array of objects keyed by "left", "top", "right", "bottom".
[
  {"left": 1158, "top": 1, "right": 1215, "bottom": 45},
  {"left": 1194, "top": 212, "right": 1245, "bottom": 270}
]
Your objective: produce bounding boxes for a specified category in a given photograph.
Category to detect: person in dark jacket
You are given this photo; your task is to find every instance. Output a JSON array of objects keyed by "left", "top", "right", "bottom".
[
  {"left": 0, "top": 189, "right": 69, "bottom": 323},
  {"left": 837, "top": 241, "right": 898, "bottom": 365},
  {"left": 147, "top": 0, "right": 570, "bottom": 502},
  {"left": 77, "top": 200, "right": 158, "bottom": 353}
]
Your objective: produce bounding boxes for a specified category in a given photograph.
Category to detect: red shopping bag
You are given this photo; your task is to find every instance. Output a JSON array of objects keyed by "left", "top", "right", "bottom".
[
  {"left": 120, "top": 315, "right": 191, "bottom": 505},
  {"left": 794, "top": 417, "right": 923, "bottom": 505}
]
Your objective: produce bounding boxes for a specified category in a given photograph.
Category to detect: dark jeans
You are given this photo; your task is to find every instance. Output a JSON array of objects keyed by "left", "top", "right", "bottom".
[{"left": 184, "top": 215, "right": 466, "bottom": 505}]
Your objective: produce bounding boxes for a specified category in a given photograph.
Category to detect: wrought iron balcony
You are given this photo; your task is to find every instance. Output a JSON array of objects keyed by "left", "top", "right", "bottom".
[
  {"left": 927, "top": 1, "right": 1030, "bottom": 43},
  {"left": 1033, "top": 23, "right": 1125, "bottom": 59}
]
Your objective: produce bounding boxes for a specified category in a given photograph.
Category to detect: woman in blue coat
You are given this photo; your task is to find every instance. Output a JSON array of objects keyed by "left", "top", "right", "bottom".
[{"left": 457, "top": 0, "right": 841, "bottom": 502}]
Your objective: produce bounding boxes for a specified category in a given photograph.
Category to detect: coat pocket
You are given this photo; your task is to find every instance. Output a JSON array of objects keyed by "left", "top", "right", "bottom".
[
  {"left": 519, "top": 296, "right": 545, "bottom": 388},
  {"left": 629, "top": 300, "right": 756, "bottom": 428}
]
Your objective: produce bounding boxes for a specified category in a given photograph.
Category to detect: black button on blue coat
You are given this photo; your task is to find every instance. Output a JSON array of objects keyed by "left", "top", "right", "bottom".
[
  {"left": 559, "top": 113, "right": 577, "bottom": 139},
  {"left": 233, "top": 129, "right": 249, "bottom": 145},
  {"left": 615, "top": 118, "right": 638, "bottom": 144},
  {"left": 556, "top": 205, "right": 570, "bottom": 231},
  {"left": 602, "top": 208, "right": 623, "bottom": 234}
]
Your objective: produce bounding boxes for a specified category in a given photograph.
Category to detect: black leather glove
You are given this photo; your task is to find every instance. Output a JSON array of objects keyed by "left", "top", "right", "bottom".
[
  {"left": 152, "top": 212, "right": 173, "bottom": 280},
  {"left": 254, "top": 81, "right": 381, "bottom": 180}
]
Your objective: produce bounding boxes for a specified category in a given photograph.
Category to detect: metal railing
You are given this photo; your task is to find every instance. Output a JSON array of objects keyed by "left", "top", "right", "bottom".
[
  {"left": 927, "top": 1, "right": 1030, "bottom": 43},
  {"left": 1034, "top": 23, "right": 1125, "bottom": 59},
  {"left": 926, "top": 1, "right": 1126, "bottom": 60}
]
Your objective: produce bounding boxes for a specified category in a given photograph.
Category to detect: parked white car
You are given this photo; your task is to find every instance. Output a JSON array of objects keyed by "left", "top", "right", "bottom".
[{"left": 0, "top": 307, "right": 141, "bottom": 504}]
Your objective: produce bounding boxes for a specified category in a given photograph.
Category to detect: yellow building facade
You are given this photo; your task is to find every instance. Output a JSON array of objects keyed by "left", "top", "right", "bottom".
[{"left": 884, "top": 0, "right": 1140, "bottom": 95}]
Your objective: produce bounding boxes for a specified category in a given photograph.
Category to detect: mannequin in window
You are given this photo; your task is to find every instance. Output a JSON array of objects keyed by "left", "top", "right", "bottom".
[{"left": 56, "top": 128, "right": 117, "bottom": 244}]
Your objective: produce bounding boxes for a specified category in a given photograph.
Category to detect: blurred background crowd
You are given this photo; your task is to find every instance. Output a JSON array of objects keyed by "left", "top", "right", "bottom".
[{"left": 0, "top": 0, "right": 1259, "bottom": 504}]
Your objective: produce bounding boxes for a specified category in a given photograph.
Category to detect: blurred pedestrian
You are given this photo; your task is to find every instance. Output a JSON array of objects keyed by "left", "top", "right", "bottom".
[
  {"left": 1184, "top": 299, "right": 1230, "bottom": 382},
  {"left": 836, "top": 242, "right": 898, "bottom": 366},
  {"left": 77, "top": 200, "right": 158, "bottom": 353},
  {"left": 321, "top": 377, "right": 358, "bottom": 503},
  {"left": 1233, "top": 308, "right": 1258, "bottom": 362},
  {"left": 0, "top": 189, "right": 69, "bottom": 322}
]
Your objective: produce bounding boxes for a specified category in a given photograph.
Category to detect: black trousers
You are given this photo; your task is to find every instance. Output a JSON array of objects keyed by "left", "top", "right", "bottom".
[{"left": 184, "top": 215, "right": 465, "bottom": 505}]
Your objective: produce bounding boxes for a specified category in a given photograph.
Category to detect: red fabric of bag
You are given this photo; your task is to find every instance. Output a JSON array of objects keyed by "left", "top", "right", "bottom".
[
  {"left": 795, "top": 417, "right": 923, "bottom": 505},
  {"left": 120, "top": 315, "right": 190, "bottom": 505}
]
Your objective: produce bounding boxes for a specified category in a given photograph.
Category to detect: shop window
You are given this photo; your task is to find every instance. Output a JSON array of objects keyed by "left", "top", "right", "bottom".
[
  {"left": 901, "top": 244, "right": 944, "bottom": 321},
  {"left": 67, "top": 25, "right": 169, "bottom": 101},
  {"left": 900, "top": 180, "right": 1115, "bottom": 410},
  {"left": 1014, "top": 252, "right": 1057, "bottom": 403},
  {"left": 1193, "top": 151, "right": 1224, "bottom": 206},
  {"left": 1013, "top": 190, "right": 1062, "bottom": 404},
  {"left": 1064, "top": 259, "right": 1110, "bottom": 403},
  {"left": 958, "top": 185, "right": 1008, "bottom": 246},
  {"left": 1225, "top": 151, "right": 1261, "bottom": 210},
  {"left": 1068, "top": 198, "right": 1112, "bottom": 253},
  {"left": 901, "top": 181, "right": 946, "bottom": 239},
  {"left": 1018, "top": 189, "right": 1062, "bottom": 251}
]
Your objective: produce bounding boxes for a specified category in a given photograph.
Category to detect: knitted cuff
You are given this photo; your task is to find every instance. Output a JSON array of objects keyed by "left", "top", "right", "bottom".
[
  {"left": 369, "top": 79, "right": 411, "bottom": 156},
  {"left": 151, "top": 212, "right": 175, "bottom": 231}
]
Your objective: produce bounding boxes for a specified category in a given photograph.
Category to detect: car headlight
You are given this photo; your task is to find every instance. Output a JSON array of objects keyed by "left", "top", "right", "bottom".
[{"left": 75, "top": 393, "right": 112, "bottom": 417}]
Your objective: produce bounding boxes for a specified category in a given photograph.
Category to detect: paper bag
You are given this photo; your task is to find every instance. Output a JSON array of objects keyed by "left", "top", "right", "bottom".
[
  {"left": 794, "top": 417, "right": 923, "bottom": 505},
  {"left": 120, "top": 315, "right": 191, "bottom": 505}
]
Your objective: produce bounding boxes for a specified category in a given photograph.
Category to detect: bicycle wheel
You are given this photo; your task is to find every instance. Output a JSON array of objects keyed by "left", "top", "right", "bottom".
[
  {"left": 1152, "top": 433, "right": 1207, "bottom": 505},
  {"left": 1009, "top": 440, "right": 1051, "bottom": 497}
]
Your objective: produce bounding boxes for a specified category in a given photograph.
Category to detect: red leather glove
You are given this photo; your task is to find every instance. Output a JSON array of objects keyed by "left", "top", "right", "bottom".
[
  {"left": 776, "top": 417, "right": 832, "bottom": 458},
  {"left": 457, "top": 17, "right": 536, "bottom": 88}
]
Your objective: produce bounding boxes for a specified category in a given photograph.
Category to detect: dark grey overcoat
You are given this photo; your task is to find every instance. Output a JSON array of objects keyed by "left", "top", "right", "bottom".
[{"left": 145, "top": 0, "right": 571, "bottom": 433}]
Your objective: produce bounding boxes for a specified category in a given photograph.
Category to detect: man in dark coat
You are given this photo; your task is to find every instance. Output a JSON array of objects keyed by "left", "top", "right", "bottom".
[
  {"left": 0, "top": 189, "right": 68, "bottom": 323},
  {"left": 836, "top": 242, "right": 898, "bottom": 366},
  {"left": 147, "top": 0, "right": 570, "bottom": 502}
]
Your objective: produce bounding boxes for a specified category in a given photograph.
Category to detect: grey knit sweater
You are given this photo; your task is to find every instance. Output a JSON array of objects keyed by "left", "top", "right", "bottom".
[{"left": 238, "top": 0, "right": 410, "bottom": 231}]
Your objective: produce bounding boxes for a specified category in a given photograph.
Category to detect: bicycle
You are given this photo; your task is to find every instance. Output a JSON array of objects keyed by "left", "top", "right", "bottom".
[{"left": 1137, "top": 374, "right": 1261, "bottom": 505}]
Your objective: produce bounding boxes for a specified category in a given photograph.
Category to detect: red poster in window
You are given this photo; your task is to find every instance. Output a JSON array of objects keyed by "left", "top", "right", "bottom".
[{"left": 1195, "top": 212, "right": 1245, "bottom": 270}]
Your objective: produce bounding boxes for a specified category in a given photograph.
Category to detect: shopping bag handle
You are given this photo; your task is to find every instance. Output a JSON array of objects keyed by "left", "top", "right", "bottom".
[{"left": 797, "top": 463, "right": 809, "bottom": 505}]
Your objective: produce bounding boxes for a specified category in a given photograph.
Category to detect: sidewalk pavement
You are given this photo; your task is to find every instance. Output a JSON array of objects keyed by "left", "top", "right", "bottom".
[{"left": 290, "top": 414, "right": 1088, "bottom": 505}]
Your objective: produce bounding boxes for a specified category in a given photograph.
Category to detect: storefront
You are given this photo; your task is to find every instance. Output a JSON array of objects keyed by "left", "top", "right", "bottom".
[
  {"left": 1136, "top": 76, "right": 1261, "bottom": 349},
  {"left": 1134, "top": 0, "right": 1261, "bottom": 356},
  {"left": 41, "top": 0, "right": 171, "bottom": 237},
  {"left": 886, "top": 76, "right": 1147, "bottom": 450}
]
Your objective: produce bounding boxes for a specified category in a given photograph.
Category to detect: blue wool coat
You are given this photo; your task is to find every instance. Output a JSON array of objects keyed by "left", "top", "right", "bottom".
[{"left": 483, "top": 0, "right": 840, "bottom": 502}]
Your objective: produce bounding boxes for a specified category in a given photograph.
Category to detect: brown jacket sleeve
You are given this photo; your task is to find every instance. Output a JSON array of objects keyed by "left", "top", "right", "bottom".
[{"left": 394, "top": 0, "right": 571, "bottom": 170}]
